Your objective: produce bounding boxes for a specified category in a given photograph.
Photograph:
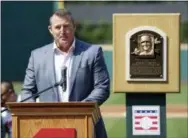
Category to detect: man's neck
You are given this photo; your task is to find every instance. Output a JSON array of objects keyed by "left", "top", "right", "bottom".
[
  {"left": 58, "top": 46, "right": 71, "bottom": 53},
  {"left": 55, "top": 38, "right": 75, "bottom": 53}
]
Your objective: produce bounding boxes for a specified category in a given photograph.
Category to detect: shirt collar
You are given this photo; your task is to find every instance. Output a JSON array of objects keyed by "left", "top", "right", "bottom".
[{"left": 53, "top": 37, "right": 76, "bottom": 54}]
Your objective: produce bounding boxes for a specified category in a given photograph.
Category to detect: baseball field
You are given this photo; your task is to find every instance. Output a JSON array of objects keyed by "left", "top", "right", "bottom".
[{"left": 13, "top": 82, "right": 188, "bottom": 138}]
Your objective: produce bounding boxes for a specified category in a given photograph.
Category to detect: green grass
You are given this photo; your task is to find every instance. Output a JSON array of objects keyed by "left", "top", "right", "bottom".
[
  {"left": 104, "top": 118, "right": 188, "bottom": 138},
  {"left": 104, "top": 93, "right": 126, "bottom": 105},
  {"left": 167, "top": 118, "right": 188, "bottom": 138},
  {"left": 13, "top": 81, "right": 23, "bottom": 94},
  {"left": 105, "top": 84, "right": 188, "bottom": 105},
  {"left": 167, "top": 84, "right": 188, "bottom": 104},
  {"left": 104, "top": 118, "right": 126, "bottom": 138},
  {"left": 13, "top": 82, "right": 187, "bottom": 105}
]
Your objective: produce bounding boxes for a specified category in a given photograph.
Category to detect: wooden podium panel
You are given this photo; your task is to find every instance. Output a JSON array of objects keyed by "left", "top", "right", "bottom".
[{"left": 7, "top": 102, "right": 100, "bottom": 138}]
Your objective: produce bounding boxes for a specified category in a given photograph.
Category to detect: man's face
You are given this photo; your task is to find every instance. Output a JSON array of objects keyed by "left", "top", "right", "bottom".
[
  {"left": 140, "top": 35, "right": 151, "bottom": 51},
  {"left": 48, "top": 15, "right": 76, "bottom": 51}
]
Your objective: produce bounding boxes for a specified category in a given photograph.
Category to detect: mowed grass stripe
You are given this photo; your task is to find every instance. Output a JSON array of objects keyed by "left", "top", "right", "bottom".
[{"left": 104, "top": 118, "right": 188, "bottom": 138}]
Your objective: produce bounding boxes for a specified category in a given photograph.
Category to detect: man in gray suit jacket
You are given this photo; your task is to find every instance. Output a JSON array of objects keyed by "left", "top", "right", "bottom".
[{"left": 20, "top": 9, "right": 110, "bottom": 138}]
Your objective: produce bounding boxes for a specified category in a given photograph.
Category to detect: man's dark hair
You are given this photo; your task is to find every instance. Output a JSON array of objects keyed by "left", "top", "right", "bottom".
[{"left": 49, "top": 9, "right": 75, "bottom": 26}]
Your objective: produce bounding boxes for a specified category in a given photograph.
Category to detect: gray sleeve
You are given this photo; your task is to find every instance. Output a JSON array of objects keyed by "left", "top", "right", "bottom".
[
  {"left": 20, "top": 51, "right": 37, "bottom": 102},
  {"left": 82, "top": 47, "right": 110, "bottom": 106}
]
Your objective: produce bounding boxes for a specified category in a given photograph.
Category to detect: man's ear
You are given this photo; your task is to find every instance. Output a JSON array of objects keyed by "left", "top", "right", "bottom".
[
  {"left": 48, "top": 25, "right": 53, "bottom": 35},
  {"left": 73, "top": 25, "right": 76, "bottom": 32}
]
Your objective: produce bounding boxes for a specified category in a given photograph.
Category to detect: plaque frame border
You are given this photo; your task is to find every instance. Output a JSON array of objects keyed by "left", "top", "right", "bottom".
[{"left": 125, "top": 26, "right": 167, "bottom": 82}]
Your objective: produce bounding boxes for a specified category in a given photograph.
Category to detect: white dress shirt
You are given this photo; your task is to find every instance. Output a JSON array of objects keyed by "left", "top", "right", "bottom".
[{"left": 53, "top": 39, "right": 75, "bottom": 102}]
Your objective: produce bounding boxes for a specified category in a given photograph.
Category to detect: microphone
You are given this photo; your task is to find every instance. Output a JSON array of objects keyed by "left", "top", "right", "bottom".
[
  {"left": 1, "top": 80, "right": 63, "bottom": 113},
  {"left": 61, "top": 66, "right": 67, "bottom": 92}
]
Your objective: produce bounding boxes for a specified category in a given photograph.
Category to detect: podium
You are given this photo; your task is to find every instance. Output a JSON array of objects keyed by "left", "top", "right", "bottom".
[{"left": 6, "top": 102, "right": 101, "bottom": 138}]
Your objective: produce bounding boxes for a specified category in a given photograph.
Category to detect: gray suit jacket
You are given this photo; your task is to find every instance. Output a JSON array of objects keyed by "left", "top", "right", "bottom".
[{"left": 21, "top": 39, "right": 110, "bottom": 138}]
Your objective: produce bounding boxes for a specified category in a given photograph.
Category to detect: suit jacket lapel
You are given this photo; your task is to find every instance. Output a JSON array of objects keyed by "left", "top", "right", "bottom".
[
  {"left": 69, "top": 40, "right": 83, "bottom": 98},
  {"left": 45, "top": 43, "right": 59, "bottom": 101}
]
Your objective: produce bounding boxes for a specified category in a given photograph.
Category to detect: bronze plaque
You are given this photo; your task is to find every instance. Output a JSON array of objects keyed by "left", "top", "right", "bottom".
[{"left": 127, "top": 28, "right": 167, "bottom": 81}]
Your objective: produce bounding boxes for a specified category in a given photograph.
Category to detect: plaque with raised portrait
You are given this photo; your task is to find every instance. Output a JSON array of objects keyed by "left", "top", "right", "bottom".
[{"left": 126, "top": 26, "right": 167, "bottom": 81}]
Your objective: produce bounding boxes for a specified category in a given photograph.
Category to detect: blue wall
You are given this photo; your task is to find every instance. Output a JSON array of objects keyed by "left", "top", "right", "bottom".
[{"left": 104, "top": 50, "right": 188, "bottom": 82}]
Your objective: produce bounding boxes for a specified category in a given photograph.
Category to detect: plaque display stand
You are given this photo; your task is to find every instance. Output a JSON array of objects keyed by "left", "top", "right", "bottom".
[{"left": 113, "top": 13, "right": 180, "bottom": 138}]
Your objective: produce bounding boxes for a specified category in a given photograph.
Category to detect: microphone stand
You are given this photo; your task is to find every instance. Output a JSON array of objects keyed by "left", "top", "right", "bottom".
[{"left": 1, "top": 80, "right": 63, "bottom": 113}]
